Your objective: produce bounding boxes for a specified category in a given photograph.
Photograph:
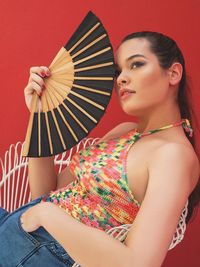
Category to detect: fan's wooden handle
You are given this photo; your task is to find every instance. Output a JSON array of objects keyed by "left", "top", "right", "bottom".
[{"left": 22, "top": 92, "right": 39, "bottom": 156}]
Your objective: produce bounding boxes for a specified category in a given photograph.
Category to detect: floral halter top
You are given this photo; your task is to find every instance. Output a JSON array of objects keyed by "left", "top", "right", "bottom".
[{"left": 42, "top": 118, "right": 193, "bottom": 231}]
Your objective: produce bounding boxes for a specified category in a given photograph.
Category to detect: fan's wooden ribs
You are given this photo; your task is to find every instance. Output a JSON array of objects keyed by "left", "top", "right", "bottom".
[
  {"left": 72, "top": 84, "right": 110, "bottom": 96},
  {"left": 23, "top": 11, "right": 115, "bottom": 157},
  {"left": 68, "top": 22, "right": 100, "bottom": 53}
]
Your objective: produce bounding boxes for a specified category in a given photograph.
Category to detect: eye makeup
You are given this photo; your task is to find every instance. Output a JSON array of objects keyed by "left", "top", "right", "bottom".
[{"left": 130, "top": 61, "right": 146, "bottom": 69}]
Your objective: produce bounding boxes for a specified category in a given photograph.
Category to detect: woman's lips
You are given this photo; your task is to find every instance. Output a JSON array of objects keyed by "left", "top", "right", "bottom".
[{"left": 119, "top": 88, "right": 136, "bottom": 99}]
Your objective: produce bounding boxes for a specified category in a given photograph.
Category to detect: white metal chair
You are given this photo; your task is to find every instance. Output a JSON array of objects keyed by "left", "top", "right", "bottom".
[{"left": 0, "top": 139, "right": 188, "bottom": 267}]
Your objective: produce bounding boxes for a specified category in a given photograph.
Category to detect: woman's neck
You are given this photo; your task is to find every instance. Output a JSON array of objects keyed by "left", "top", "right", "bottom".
[{"left": 135, "top": 101, "right": 182, "bottom": 133}]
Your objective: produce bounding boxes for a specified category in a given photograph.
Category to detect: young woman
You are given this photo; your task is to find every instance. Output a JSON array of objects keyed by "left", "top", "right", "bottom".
[{"left": 0, "top": 31, "right": 199, "bottom": 267}]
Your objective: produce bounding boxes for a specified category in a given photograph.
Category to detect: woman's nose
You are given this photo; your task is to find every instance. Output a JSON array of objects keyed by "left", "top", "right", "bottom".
[{"left": 116, "top": 72, "right": 130, "bottom": 87}]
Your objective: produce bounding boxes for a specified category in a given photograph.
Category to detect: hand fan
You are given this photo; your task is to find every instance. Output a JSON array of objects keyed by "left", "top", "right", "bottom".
[{"left": 22, "top": 11, "right": 115, "bottom": 158}]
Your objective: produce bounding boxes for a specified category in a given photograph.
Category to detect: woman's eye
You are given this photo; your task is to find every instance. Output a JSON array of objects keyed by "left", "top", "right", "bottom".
[{"left": 130, "top": 61, "right": 145, "bottom": 69}]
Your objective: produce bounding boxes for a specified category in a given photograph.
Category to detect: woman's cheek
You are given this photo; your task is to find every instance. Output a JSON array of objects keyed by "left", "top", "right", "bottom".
[
  {"left": 140, "top": 67, "right": 168, "bottom": 98},
  {"left": 139, "top": 66, "right": 160, "bottom": 88}
]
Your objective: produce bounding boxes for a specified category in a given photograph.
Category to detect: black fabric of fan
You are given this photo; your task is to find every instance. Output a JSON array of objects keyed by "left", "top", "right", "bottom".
[{"left": 22, "top": 11, "right": 116, "bottom": 158}]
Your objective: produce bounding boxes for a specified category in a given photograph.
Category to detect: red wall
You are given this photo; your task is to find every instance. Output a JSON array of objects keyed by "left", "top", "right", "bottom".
[{"left": 0, "top": 0, "right": 199, "bottom": 265}]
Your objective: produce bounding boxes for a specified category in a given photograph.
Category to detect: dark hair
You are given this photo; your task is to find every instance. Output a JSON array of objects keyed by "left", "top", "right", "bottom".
[{"left": 121, "top": 31, "right": 200, "bottom": 223}]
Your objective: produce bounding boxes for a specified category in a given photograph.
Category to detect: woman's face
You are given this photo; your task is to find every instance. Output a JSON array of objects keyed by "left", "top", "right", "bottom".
[{"left": 115, "top": 38, "right": 171, "bottom": 116}]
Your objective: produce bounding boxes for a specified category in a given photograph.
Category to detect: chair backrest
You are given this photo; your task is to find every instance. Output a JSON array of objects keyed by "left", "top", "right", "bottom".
[{"left": 0, "top": 139, "right": 188, "bottom": 252}]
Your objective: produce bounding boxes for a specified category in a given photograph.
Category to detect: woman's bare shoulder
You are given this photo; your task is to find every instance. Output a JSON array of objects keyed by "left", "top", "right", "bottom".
[
  {"left": 96, "top": 122, "right": 138, "bottom": 143},
  {"left": 148, "top": 142, "right": 200, "bottom": 190}
]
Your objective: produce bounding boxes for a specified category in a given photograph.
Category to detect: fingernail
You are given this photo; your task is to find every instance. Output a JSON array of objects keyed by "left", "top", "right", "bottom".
[{"left": 41, "top": 72, "right": 45, "bottom": 77}]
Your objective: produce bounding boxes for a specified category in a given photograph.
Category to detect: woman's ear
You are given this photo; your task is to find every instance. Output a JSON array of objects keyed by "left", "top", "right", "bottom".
[{"left": 168, "top": 62, "right": 183, "bottom": 86}]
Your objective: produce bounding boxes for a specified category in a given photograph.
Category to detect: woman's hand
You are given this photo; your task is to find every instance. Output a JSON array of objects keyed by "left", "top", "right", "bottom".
[
  {"left": 24, "top": 66, "right": 51, "bottom": 112},
  {"left": 20, "top": 201, "right": 53, "bottom": 232}
]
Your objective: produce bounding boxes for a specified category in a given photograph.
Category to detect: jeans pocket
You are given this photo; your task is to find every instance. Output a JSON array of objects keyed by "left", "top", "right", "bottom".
[
  {"left": 46, "top": 241, "right": 75, "bottom": 266},
  {"left": 16, "top": 244, "right": 74, "bottom": 267},
  {"left": 17, "top": 214, "right": 40, "bottom": 245}
]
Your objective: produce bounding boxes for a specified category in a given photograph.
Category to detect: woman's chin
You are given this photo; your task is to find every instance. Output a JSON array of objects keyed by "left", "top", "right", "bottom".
[
  {"left": 120, "top": 102, "right": 138, "bottom": 115},
  {"left": 122, "top": 107, "right": 139, "bottom": 116},
  {"left": 120, "top": 100, "right": 155, "bottom": 117}
]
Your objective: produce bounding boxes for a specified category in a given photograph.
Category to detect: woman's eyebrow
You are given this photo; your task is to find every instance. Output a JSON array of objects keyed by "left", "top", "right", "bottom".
[{"left": 126, "top": 54, "right": 147, "bottom": 62}]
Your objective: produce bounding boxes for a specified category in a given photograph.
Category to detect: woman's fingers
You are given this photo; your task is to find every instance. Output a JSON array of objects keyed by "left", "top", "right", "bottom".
[
  {"left": 40, "top": 66, "right": 51, "bottom": 77},
  {"left": 24, "top": 81, "right": 42, "bottom": 97},
  {"left": 24, "top": 66, "right": 51, "bottom": 112},
  {"left": 29, "top": 66, "right": 51, "bottom": 78},
  {"left": 24, "top": 84, "right": 42, "bottom": 112},
  {"left": 29, "top": 73, "right": 46, "bottom": 89}
]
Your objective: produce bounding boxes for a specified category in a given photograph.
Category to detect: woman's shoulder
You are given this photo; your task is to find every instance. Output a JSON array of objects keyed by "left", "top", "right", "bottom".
[
  {"left": 152, "top": 141, "right": 199, "bottom": 163},
  {"left": 97, "top": 122, "right": 138, "bottom": 143},
  {"left": 148, "top": 141, "right": 200, "bottom": 190}
]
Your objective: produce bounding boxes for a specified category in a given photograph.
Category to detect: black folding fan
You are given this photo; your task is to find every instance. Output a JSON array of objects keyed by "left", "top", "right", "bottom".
[{"left": 22, "top": 11, "right": 115, "bottom": 158}]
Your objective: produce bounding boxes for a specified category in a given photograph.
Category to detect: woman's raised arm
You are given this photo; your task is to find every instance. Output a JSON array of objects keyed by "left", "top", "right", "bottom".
[{"left": 24, "top": 66, "right": 58, "bottom": 199}]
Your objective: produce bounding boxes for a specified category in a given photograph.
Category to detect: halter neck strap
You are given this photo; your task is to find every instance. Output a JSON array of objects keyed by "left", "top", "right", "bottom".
[{"left": 135, "top": 118, "right": 193, "bottom": 137}]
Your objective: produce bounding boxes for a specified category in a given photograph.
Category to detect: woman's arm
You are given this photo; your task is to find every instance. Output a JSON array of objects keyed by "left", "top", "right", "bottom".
[
  {"left": 28, "top": 157, "right": 57, "bottom": 200},
  {"left": 24, "top": 66, "right": 58, "bottom": 200},
  {"left": 22, "top": 143, "right": 199, "bottom": 267},
  {"left": 38, "top": 202, "right": 132, "bottom": 267},
  {"left": 124, "top": 143, "right": 199, "bottom": 266},
  {"left": 24, "top": 66, "right": 78, "bottom": 199}
]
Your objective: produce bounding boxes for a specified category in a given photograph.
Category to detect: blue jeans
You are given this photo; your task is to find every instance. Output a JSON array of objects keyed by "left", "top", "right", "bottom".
[{"left": 0, "top": 196, "right": 75, "bottom": 267}]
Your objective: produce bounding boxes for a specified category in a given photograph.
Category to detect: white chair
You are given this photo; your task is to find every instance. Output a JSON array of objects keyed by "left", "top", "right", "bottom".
[{"left": 0, "top": 139, "right": 188, "bottom": 267}]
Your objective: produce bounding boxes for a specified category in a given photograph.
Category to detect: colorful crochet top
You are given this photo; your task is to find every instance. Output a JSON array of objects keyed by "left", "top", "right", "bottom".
[{"left": 42, "top": 118, "right": 193, "bottom": 231}]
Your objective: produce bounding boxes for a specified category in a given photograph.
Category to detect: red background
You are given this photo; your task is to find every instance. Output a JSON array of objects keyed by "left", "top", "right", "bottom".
[{"left": 0, "top": 0, "right": 199, "bottom": 266}]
